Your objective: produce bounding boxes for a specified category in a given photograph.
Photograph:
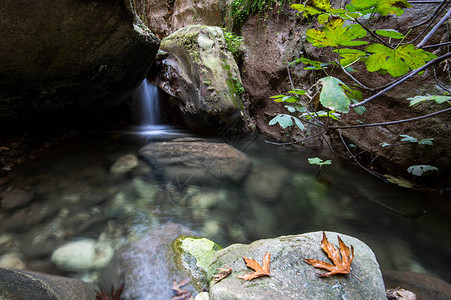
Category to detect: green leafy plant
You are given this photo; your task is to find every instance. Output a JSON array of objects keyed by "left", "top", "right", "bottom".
[
  {"left": 268, "top": 0, "right": 451, "bottom": 189},
  {"left": 407, "top": 165, "right": 438, "bottom": 176},
  {"left": 308, "top": 157, "right": 332, "bottom": 166},
  {"left": 222, "top": 28, "right": 243, "bottom": 61}
]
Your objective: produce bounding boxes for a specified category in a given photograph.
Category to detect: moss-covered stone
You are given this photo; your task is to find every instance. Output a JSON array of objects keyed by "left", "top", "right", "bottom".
[{"left": 157, "top": 25, "right": 245, "bottom": 132}]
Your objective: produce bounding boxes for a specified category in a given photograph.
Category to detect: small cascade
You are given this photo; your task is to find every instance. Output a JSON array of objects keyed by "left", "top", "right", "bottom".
[
  {"left": 129, "top": 79, "right": 183, "bottom": 137},
  {"left": 132, "top": 79, "right": 160, "bottom": 127}
]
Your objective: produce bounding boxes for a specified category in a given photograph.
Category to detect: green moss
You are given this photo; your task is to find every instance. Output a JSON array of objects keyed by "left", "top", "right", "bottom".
[{"left": 173, "top": 236, "right": 222, "bottom": 271}]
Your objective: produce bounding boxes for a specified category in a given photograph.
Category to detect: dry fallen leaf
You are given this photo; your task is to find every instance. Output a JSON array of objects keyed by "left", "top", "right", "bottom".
[
  {"left": 212, "top": 265, "right": 233, "bottom": 282},
  {"left": 237, "top": 251, "right": 271, "bottom": 281},
  {"left": 171, "top": 278, "right": 194, "bottom": 300},
  {"left": 305, "top": 231, "right": 354, "bottom": 277},
  {"left": 95, "top": 283, "right": 124, "bottom": 300},
  {"left": 386, "top": 287, "right": 417, "bottom": 300}
]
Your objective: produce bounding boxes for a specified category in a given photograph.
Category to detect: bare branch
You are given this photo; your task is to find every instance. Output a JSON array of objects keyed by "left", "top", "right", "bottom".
[
  {"left": 417, "top": 7, "right": 451, "bottom": 48},
  {"left": 329, "top": 107, "right": 451, "bottom": 129},
  {"left": 350, "top": 52, "right": 451, "bottom": 108}
]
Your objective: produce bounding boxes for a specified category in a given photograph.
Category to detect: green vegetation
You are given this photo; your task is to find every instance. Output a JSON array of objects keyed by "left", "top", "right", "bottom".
[
  {"left": 230, "top": 0, "right": 291, "bottom": 29},
  {"left": 222, "top": 28, "right": 243, "bottom": 61},
  {"left": 269, "top": 0, "right": 451, "bottom": 188}
]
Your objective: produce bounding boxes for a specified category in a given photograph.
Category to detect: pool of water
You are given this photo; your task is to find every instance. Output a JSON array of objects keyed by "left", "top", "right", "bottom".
[{"left": 0, "top": 130, "right": 450, "bottom": 284}]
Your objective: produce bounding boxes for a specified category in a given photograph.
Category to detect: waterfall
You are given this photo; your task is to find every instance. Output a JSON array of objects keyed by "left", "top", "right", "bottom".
[{"left": 132, "top": 79, "right": 160, "bottom": 127}]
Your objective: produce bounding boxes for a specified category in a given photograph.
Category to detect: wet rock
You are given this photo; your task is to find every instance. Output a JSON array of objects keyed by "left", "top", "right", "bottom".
[
  {"left": 245, "top": 162, "right": 289, "bottom": 202},
  {"left": 155, "top": 25, "right": 244, "bottom": 132},
  {"left": 172, "top": 236, "right": 222, "bottom": 292},
  {"left": 0, "top": 189, "right": 33, "bottom": 211},
  {"left": 0, "top": 0, "right": 160, "bottom": 124},
  {"left": 207, "top": 231, "right": 386, "bottom": 299},
  {"left": 383, "top": 271, "right": 451, "bottom": 300},
  {"left": 139, "top": 141, "right": 251, "bottom": 183},
  {"left": 51, "top": 239, "right": 113, "bottom": 272},
  {"left": 0, "top": 253, "right": 25, "bottom": 270},
  {"left": 99, "top": 223, "right": 201, "bottom": 300},
  {"left": 110, "top": 154, "right": 139, "bottom": 175},
  {"left": 0, "top": 268, "right": 96, "bottom": 300}
]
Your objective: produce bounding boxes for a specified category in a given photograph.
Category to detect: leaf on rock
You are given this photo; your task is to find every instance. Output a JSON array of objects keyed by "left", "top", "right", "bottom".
[
  {"left": 171, "top": 279, "right": 194, "bottom": 300},
  {"left": 212, "top": 265, "right": 232, "bottom": 282},
  {"left": 237, "top": 251, "right": 271, "bottom": 281},
  {"left": 305, "top": 232, "right": 354, "bottom": 277}
]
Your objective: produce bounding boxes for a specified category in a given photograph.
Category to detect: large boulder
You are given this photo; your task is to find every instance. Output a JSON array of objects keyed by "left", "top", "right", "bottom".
[
  {"left": 207, "top": 231, "right": 386, "bottom": 299},
  {"left": 0, "top": 0, "right": 159, "bottom": 124},
  {"left": 154, "top": 25, "right": 244, "bottom": 132},
  {"left": 0, "top": 268, "right": 96, "bottom": 300},
  {"left": 139, "top": 139, "right": 251, "bottom": 183}
]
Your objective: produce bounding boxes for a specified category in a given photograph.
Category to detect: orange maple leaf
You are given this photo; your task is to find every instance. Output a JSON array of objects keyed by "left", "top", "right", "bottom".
[
  {"left": 305, "top": 231, "right": 354, "bottom": 277},
  {"left": 237, "top": 251, "right": 271, "bottom": 281}
]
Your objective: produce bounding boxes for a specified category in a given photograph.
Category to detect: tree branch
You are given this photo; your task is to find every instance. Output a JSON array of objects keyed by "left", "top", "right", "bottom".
[
  {"left": 417, "top": 7, "right": 451, "bottom": 48},
  {"left": 350, "top": 52, "right": 451, "bottom": 108},
  {"left": 422, "top": 40, "right": 451, "bottom": 49},
  {"left": 329, "top": 107, "right": 451, "bottom": 129}
]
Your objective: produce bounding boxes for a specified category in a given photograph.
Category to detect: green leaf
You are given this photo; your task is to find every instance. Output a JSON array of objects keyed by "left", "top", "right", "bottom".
[
  {"left": 400, "top": 134, "right": 417, "bottom": 143},
  {"left": 318, "top": 76, "right": 351, "bottom": 113},
  {"left": 419, "top": 138, "right": 434, "bottom": 146},
  {"left": 365, "top": 43, "right": 437, "bottom": 77},
  {"left": 380, "top": 142, "right": 391, "bottom": 147},
  {"left": 333, "top": 48, "right": 367, "bottom": 66},
  {"left": 291, "top": 0, "right": 332, "bottom": 17},
  {"left": 302, "top": 110, "right": 341, "bottom": 120},
  {"left": 285, "top": 105, "right": 307, "bottom": 113},
  {"left": 407, "top": 165, "right": 438, "bottom": 176},
  {"left": 375, "top": 29, "right": 405, "bottom": 39},
  {"left": 293, "top": 116, "right": 306, "bottom": 130},
  {"left": 269, "top": 114, "right": 293, "bottom": 128},
  {"left": 351, "top": 0, "right": 412, "bottom": 16},
  {"left": 406, "top": 95, "right": 451, "bottom": 106},
  {"left": 271, "top": 95, "right": 299, "bottom": 103},
  {"left": 308, "top": 157, "right": 332, "bottom": 166},
  {"left": 289, "top": 89, "right": 307, "bottom": 95},
  {"left": 353, "top": 106, "right": 366, "bottom": 115},
  {"left": 306, "top": 17, "right": 368, "bottom": 48}
]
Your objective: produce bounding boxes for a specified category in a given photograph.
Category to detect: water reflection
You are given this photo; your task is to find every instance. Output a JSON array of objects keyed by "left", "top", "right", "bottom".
[{"left": 0, "top": 132, "right": 450, "bottom": 285}]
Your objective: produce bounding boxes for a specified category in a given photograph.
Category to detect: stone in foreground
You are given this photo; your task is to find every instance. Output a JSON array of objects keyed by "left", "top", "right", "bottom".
[{"left": 207, "top": 231, "right": 386, "bottom": 300}]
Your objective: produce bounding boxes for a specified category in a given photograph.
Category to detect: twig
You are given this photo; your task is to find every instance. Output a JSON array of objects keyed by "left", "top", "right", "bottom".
[
  {"left": 408, "top": 0, "right": 448, "bottom": 45},
  {"left": 433, "top": 67, "right": 451, "bottom": 93},
  {"left": 338, "top": 61, "right": 374, "bottom": 91},
  {"left": 417, "top": 7, "right": 451, "bottom": 48},
  {"left": 353, "top": 18, "right": 393, "bottom": 49},
  {"left": 422, "top": 40, "right": 451, "bottom": 49},
  {"left": 330, "top": 107, "right": 451, "bottom": 129},
  {"left": 338, "top": 130, "right": 387, "bottom": 181},
  {"left": 265, "top": 129, "right": 328, "bottom": 145},
  {"left": 350, "top": 52, "right": 451, "bottom": 108}
]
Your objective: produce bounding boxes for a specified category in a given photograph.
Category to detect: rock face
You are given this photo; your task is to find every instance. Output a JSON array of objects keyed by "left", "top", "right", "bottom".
[
  {"left": 0, "top": 268, "right": 96, "bottom": 300},
  {"left": 0, "top": 0, "right": 159, "bottom": 124},
  {"left": 207, "top": 231, "right": 386, "bottom": 300},
  {"left": 155, "top": 25, "right": 244, "bottom": 132},
  {"left": 139, "top": 140, "right": 251, "bottom": 183},
  {"left": 134, "top": 0, "right": 229, "bottom": 39}
]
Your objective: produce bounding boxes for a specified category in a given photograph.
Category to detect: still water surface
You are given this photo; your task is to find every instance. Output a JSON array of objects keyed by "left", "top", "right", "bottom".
[{"left": 0, "top": 130, "right": 450, "bottom": 284}]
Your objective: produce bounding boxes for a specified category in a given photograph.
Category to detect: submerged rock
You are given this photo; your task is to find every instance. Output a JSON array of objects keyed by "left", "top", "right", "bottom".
[
  {"left": 155, "top": 25, "right": 244, "bottom": 132},
  {"left": 0, "top": 268, "right": 96, "bottom": 300},
  {"left": 0, "top": 189, "right": 33, "bottom": 212},
  {"left": 51, "top": 239, "right": 113, "bottom": 272},
  {"left": 110, "top": 154, "right": 139, "bottom": 175},
  {"left": 139, "top": 140, "right": 251, "bottom": 183},
  {"left": 207, "top": 231, "right": 386, "bottom": 299}
]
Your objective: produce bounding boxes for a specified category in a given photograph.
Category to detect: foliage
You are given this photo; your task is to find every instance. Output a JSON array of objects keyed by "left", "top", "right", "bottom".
[
  {"left": 304, "top": 232, "right": 354, "bottom": 277},
  {"left": 268, "top": 0, "right": 449, "bottom": 183},
  {"left": 229, "top": 0, "right": 292, "bottom": 29},
  {"left": 222, "top": 28, "right": 243, "bottom": 61},
  {"left": 407, "top": 165, "right": 438, "bottom": 176},
  {"left": 308, "top": 157, "right": 332, "bottom": 166},
  {"left": 237, "top": 251, "right": 271, "bottom": 281}
]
